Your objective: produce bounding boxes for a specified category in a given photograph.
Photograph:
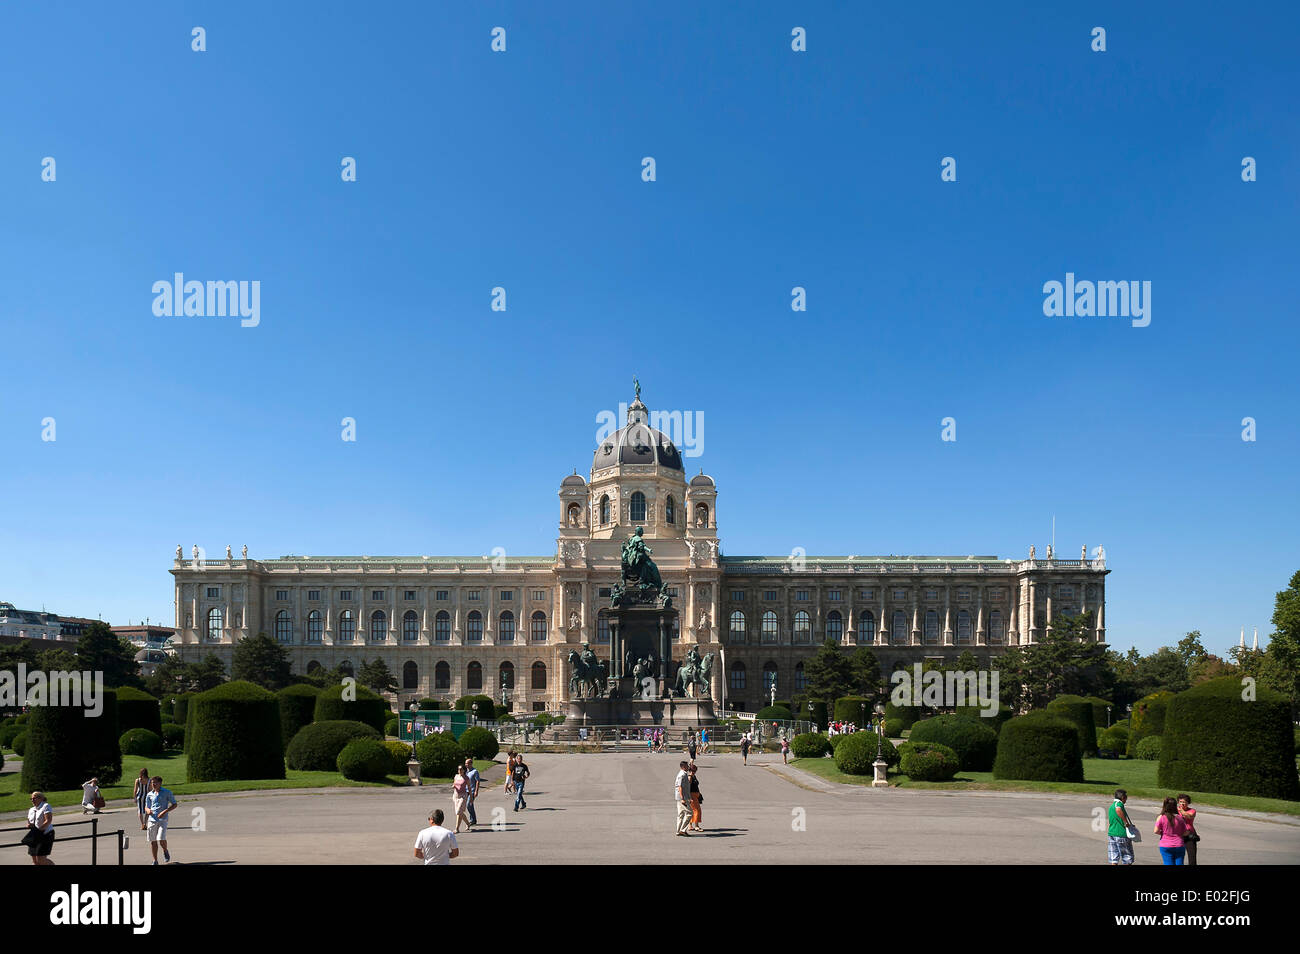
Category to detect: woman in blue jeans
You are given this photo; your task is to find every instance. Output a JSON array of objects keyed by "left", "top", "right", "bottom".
[
  {"left": 1154, "top": 796, "right": 1189, "bottom": 864},
  {"left": 511, "top": 756, "right": 530, "bottom": 811}
]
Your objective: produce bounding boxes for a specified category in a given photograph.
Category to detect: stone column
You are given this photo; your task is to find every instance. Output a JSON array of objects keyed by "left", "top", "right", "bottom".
[
  {"left": 943, "top": 588, "right": 953, "bottom": 646},
  {"left": 976, "top": 588, "right": 986, "bottom": 646}
]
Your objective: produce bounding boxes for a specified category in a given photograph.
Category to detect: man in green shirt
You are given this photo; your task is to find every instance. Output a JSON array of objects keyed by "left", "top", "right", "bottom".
[{"left": 1107, "top": 788, "right": 1135, "bottom": 865}]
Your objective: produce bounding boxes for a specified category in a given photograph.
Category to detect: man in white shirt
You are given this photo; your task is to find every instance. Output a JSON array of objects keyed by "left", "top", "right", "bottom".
[
  {"left": 674, "top": 761, "right": 692, "bottom": 836},
  {"left": 414, "top": 809, "right": 460, "bottom": 865}
]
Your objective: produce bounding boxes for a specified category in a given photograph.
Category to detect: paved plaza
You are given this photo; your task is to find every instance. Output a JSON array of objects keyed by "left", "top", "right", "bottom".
[{"left": 5, "top": 752, "right": 1299, "bottom": 865}]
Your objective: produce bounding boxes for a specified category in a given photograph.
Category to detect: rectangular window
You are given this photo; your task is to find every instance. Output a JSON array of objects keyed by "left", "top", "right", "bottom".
[
  {"left": 925, "top": 589, "right": 938, "bottom": 601},
  {"left": 730, "top": 590, "right": 745, "bottom": 601},
  {"left": 206, "top": 587, "right": 220, "bottom": 599},
  {"left": 436, "top": 590, "right": 449, "bottom": 601},
  {"left": 404, "top": 590, "right": 416, "bottom": 601},
  {"left": 1059, "top": 586, "right": 1074, "bottom": 599},
  {"left": 467, "top": 590, "right": 481, "bottom": 601},
  {"left": 531, "top": 590, "right": 545, "bottom": 601},
  {"left": 666, "top": 587, "right": 678, "bottom": 598},
  {"left": 991, "top": 589, "right": 1005, "bottom": 602},
  {"left": 893, "top": 588, "right": 906, "bottom": 600},
  {"left": 860, "top": 588, "right": 874, "bottom": 600},
  {"left": 598, "top": 587, "right": 612, "bottom": 598},
  {"left": 958, "top": 588, "right": 970, "bottom": 601},
  {"left": 532, "top": 702, "right": 547, "bottom": 712},
  {"left": 339, "top": 590, "right": 352, "bottom": 602},
  {"left": 763, "top": 590, "right": 777, "bottom": 601},
  {"left": 500, "top": 590, "right": 513, "bottom": 601},
  {"left": 827, "top": 590, "right": 841, "bottom": 601},
  {"left": 307, "top": 590, "right": 320, "bottom": 601},
  {"left": 371, "top": 590, "right": 385, "bottom": 601},
  {"left": 796, "top": 590, "right": 809, "bottom": 601},
  {"left": 275, "top": 590, "right": 289, "bottom": 602}
]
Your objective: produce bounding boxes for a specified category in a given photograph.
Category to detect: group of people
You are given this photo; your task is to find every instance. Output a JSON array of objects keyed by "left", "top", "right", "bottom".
[
  {"left": 826, "top": 721, "right": 859, "bottom": 737},
  {"left": 1107, "top": 789, "right": 1200, "bottom": 865},
  {"left": 673, "top": 760, "right": 705, "bottom": 835},
  {"left": 24, "top": 772, "right": 178, "bottom": 866},
  {"left": 448, "top": 751, "right": 532, "bottom": 833}
]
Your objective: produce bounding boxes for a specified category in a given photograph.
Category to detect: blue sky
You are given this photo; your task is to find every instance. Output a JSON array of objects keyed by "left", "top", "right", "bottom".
[{"left": 1, "top": 2, "right": 1296, "bottom": 656}]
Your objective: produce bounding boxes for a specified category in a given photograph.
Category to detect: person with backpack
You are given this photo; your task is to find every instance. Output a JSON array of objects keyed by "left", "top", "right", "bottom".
[{"left": 740, "top": 732, "right": 751, "bottom": 766}]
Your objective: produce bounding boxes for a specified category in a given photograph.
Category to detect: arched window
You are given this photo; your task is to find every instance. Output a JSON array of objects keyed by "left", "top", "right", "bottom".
[
  {"left": 531, "top": 611, "right": 547, "bottom": 642},
  {"left": 729, "top": 611, "right": 745, "bottom": 644},
  {"left": 859, "top": 611, "right": 875, "bottom": 644},
  {"left": 695, "top": 503, "right": 709, "bottom": 527},
  {"left": 499, "top": 661, "right": 514, "bottom": 690},
  {"left": 275, "top": 610, "right": 292, "bottom": 644},
  {"left": 599, "top": 495, "right": 610, "bottom": 524},
  {"left": 665, "top": 495, "right": 675, "bottom": 525},
  {"left": 789, "top": 611, "right": 806, "bottom": 644},
  {"left": 567, "top": 503, "right": 581, "bottom": 526},
  {"left": 403, "top": 661, "right": 418, "bottom": 690},
  {"left": 794, "top": 662, "right": 807, "bottom": 692},
  {"left": 957, "top": 610, "right": 972, "bottom": 644},
  {"left": 630, "top": 491, "right": 646, "bottom": 522},
  {"left": 306, "top": 660, "right": 322, "bottom": 674},
  {"left": 925, "top": 610, "right": 939, "bottom": 644},
  {"left": 892, "top": 610, "right": 908, "bottom": 645},
  {"left": 307, "top": 611, "right": 322, "bottom": 644},
  {"left": 531, "top": 661, "right": 547, "bottom": 690},
  {"left": 827, "top": 611, "right": 843, "bottom": 644},
  {"left": 596, "top": 610, "right": 610, "bottom": 644},
  {"left": 370, "top": 610, "right": 387, "bottom": 642},
  {"left": 435, "top": 610, "right": 450, "bottom": 642},
  {"left": 467, "top": 611, "right": 482, "bottom": 642},
  {"left": 763, "top": 661, "right": 778, "bottom": 692},
  {"left": 671, "top": 616, "right": 680, "bottom": 641},
  {"left": 338, "top": 610, "right": 355, "bottom": 643},
  {"left": 989, "top": 610, "right": 1004, "bottom": 643},
  {"left": 206, "top": 607, "right": 223, "bottom": 641},
  {"left": 467, "top": 661, "right": 483, "bottom": 691},
  {"left": 729, "top": 661, "right": 746, "bottom": 691},
  {"left": 435, "top": 661, "right": 450, "bottom": 690},
  {"left": 499, "top": 611, "right": 515, "bottom": 643},
  {"left": 403, "top": 610, "right": 419, "bottom": 642}
]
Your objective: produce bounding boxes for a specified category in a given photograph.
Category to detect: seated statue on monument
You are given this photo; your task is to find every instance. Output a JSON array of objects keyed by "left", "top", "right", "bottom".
[{"left": 611, "top": 526, "right": 672, "bottom": 609}]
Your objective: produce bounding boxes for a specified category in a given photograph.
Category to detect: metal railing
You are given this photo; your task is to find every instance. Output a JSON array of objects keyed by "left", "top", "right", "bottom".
[
  {"left": 491, "top": 721, "right": 814, "bottom": 751},
  {"left": 0, "top": 817, "right": 126, "bottom": 865}
]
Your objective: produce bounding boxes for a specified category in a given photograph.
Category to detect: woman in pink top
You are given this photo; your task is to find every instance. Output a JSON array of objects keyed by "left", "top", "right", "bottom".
[{"left": 1153, "top": 796, "right": 1188, "bottom": 865}]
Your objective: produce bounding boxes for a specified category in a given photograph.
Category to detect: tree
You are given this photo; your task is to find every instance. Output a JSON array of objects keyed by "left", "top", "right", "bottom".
[
  {"left": 848, "top": 646, "right": 881, "bottom": 697},
  {"left": 189, "top": 655, "right": 228, "bottom": 691},
  {"left": 1132, "top": 647, "right": 1190, "bottom": 697},
  {"left": 805, "top": 639, "right": 854, "bottom": 702},
  {"left": 992, "top": 612, "right": 1111, "bottom": 711},
  {"left": 1261, "top": 569, "right": 1300, "bottom": 707},
  {"left": 145, "top": 653, "right": 227, "bottom": 695},
  {"left": 1188, "top": 653, "right": 1235, "bottom": 685},
  {"left": 231, "top": 633, "right": 292, "bottom": 691},
  {"left": 1175, "top": 631, "right": 1207, "bottom": 670},
  {"left": 76, "top": 621, "right": 142, "bottom": 688},
  {"left": 357, "top": 658, "right": 399, "bottom": 695}
]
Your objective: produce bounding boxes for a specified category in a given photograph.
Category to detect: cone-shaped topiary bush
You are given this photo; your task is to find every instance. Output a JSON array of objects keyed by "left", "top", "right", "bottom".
[
  {"left": 187, "top": 681, "right": 284, "bottom": 782},
  {"left": 992, "top": 711, "right": 1083, "bottom": 782}
]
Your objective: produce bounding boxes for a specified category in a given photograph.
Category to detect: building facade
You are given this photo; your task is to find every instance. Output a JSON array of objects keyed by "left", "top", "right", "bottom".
[{"left": 169, "top": 390, "right": 1109, "bottom": 712}]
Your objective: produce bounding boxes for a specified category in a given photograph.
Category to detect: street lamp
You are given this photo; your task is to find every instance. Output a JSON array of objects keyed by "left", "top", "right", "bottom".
[
  {"left": 406, "top": 700, "right": 421, "bottom": 786},
  {"left": 871, "top": 701, "right": 888, "bottom": 787}
]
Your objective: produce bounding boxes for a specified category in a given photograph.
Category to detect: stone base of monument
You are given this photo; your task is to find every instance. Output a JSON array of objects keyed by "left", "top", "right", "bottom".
[{"left": 563, "top": 695, "right": 717, "bottom": 732}]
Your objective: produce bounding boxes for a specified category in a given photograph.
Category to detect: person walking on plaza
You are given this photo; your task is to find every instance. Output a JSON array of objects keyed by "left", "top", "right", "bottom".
[
  {"left": 413, "top": 808, "right": 459, "bottom": 865},
  {"left": 780, "top": 734, "right": 790, "bottom": 765},
  {"left": 674, "top": 761, "right": 692, "bottom": 836},
  {"left": 464, "top": 757, "right": 481, "bottom": 828},
  {"left": 740, "top": 732, "right": 750, "bottom": 766},
  {"left": 145, "top": 776, "right": 178, "bottom": 865},
  {"left": 687, "top": 733, "right": 697, "bottom": 762},
  {"left": 504, "top": 750, "right": 517, "bottom": 795},
  {"left": 688, "top": 763, "right": 703, "bottom": 832},
  {"left": 1154, "top": 796, "right": 1189, "bottom": 865},
  {"left": 133, "top": 768, "right": 150, "bottom": 830},
  {"left": 451, "top": 763, "right": 471, "bottom": 833},
  {"left": 81, "top": 777, "right": 101, "bottom": 815},
  {"left": 511, "top": 754, "right": 530, "bottom": 811},
  {"left": 700, "top": 727, "right": 709, "bottom": 754},
  {"left": 25, "top": 792, "right": 55, "bottom": 866},
  {"left": 1177, "top": 794, "right": 1199, "bottom": 866},
  {"left": 1106, "top": 789, "right": 1136, "bottom": 866}
]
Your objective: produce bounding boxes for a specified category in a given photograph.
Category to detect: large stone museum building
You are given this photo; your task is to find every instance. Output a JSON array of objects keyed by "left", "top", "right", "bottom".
[{"left": 170, "top": 390, "right": 1109, "bottom": 713}]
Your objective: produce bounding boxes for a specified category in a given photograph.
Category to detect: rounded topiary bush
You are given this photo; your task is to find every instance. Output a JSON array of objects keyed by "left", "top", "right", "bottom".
[
  {"left": 898, "top": 741, "right": 961, "bottom": 781},
  {"left": 187, "top": 681, "right": 285, "bottom": 782},
  {"left": 1099, "top": 726, "right": 1130, "bottom": 756},
  {"left": 1046, "top": 694, "right": 1099, "bottom": 758},
  {"left": 908, "top": 714, "right": 998, "bottom": 771},
  {"left": 955, "top": 702, "right": 1014, "bottom": 733},
  {"left": 885, "top": 701, "right": 921, "bottom": 730},
  {"left": 172, "top": 693, "right": 194, "bottom": 729},
  {"left": 383, "top": 739, "right": 415, "bottom": 774},
  {"left": 1134, "top": 735, "right": 1161, "bottom": 761},
  {"left": 790, "top": 732, "right": 831, "bottom": 759},
  {"left": 992, "top": 711, "right": 1083, "bottom": 782},
  {"left": 755, "top": 705, "right": 793, "bottom": 723},
  {"left": 313, "top": 684, "right": 388, "bottom": 733},
  {"left": 416, "top": 697, "right": 444, "bottom": 711},
  {"left": 458, "top": 726, "right": 500, "bottom": 761},
  {"left": 161, "top": 723, "right": 185, "bottom": 749},
  {"left": 1158, "top": 676, "right": 1300, "bottom": 800},
  {"left": 286, "top": 720, "right": 382, "bottom": 771},
  {"left": 115, "top": 686, "right": 163, "bottom": 737},
  {"left": 15, "top": 713, "right": 30, "bottom": 724},
  {"left": 276, "top": 684, "right": 321, "bottom": 749},
  {"left": 1294, "top": 726, "right": 1300, "bottom": 756},
  {"left": 884, "top": 718, "right": 904, "bottom": 738},
  {"left": 833, "top": 696, "right": 872, "bottom": 725},
  {"left": 336, "top": 739, "right": 393, "bottom": 781},
  {"left": 20, "top": 687, "right": 122, "bottom": 791},
  {"left": 12, "top": 731, "right": 28, "bottom": 757},
  {"left": 834, "top": 731, "right": 898, "bottom": 775},
  {"left": 0, "top": 724, "right": 22, "bottom": 748},
  {"left": 454, "top": 695, "right": 498, "bottom": 720},
  {"left": 415, "top": 732, "right": 466, "bottom": 779},
  {"left": 1127, "top": 691, "right": 1174, "bottom": 757},
  {"left": 120, "top": 728, "right": 163, "bottom": 756},
  {"left": 385, "top": 717, "right": 399, "bottom": 737}
]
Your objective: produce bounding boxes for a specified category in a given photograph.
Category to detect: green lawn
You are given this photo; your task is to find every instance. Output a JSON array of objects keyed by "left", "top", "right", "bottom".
[
  {"left": 787, "top": 755, "right": 1300, "bottom": 816},
  {"left": 0, "top": 752, "right": 497, "bottom": 814}
]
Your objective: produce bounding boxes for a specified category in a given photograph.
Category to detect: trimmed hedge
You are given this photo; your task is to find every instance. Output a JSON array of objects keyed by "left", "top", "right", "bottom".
[
  {"left": 458, "top": 726, "right": 500, "bottom": 761},
  {"left": 20, "top": 687, "right": 122, "bottom": 790},
  {"left": 1127, "top": 691, "right": 1174, "bottom": 757},
  {"left": 120, "top": 728, "right": 163, "bottom": 756},
  {"left": 898, "top": 741, "right": 961, "bottom": 781},
  {"left": 885, "top": 702, "right": 920, "bottom": 730},
  {"left": 116, "top": 686, "right": 163, "bottom": 736},
  {"left": 276, "top": 684, "right": 321, "bottom": 749},
  {"left": 416, "top": 698, "right": 445, "bottom": 711},
  {"left": 172, "top": 693, "right": 194, "bottom": 729},
  {"left": 1158, "top": 676, "right": 1300, "bottom": 800},
  {"left": 1046, "top": 694, "right": 1099, "bottom": 757},
  {"left": 161, "top": 723, "right": 185, "bottom": 749},
  {"left": 454, "top": 695, "right": 498, "bottom": 720},
  {"left": 186, "top": 681, "right": 285, "bottom": 782},
  {"left": 908, "top": 714, "right": 998, "bottom": 771},
  {"left": 755, "top": 706, "right": 793, "bottom": 723},
  {"left": 992, "top": 711, "right": 1083, "bottom": 782},
  {"left": 799, "top": 699, "right": 829, "bottom": 729},
  {"left": 0, "top": 724, "right": 22, "bottom": 748},
  {"left": 337, "top": 739, "right": 394, "bottom": 781},
  {"left": 415, "top": 731, "right": 467, "bottom": 778},
  {"left": 314, "top": 683, "right": 388, "bottom": 733},
  {"left": 286, "top": 720, "right": 382, "bottom": 771},
  {"left": 1099, "top": 726, "right": 1130, "bottom": 756},
  {"left": 383, "top": 739, "right": 415, "bottom": 774},
  {"left": 833, "top": 696, "right": 872, "bottom": 725},
  {"left": 1084, "top": 696, "right": 1116, "bottom": 731},
  {"left": 1134, "top": 735, "right": 1162, "bottom": 761},
  {"left": 955, "top": 702, "right": 1014, "bottom": 733},
  {"left": 790, "top": 733, "right": 831, "bottom": 759},
  {"left": 884, "top": 718, "right": 903, "bottom": 738},
  {"left": 12, "top": 731, "right": 28, "bottom": 757},
  {"left": 834, "top": 731, "right": 898, "bottom": 775},
  {"left": 385, "top": 717, "right": 399, "bottom": 737}
]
